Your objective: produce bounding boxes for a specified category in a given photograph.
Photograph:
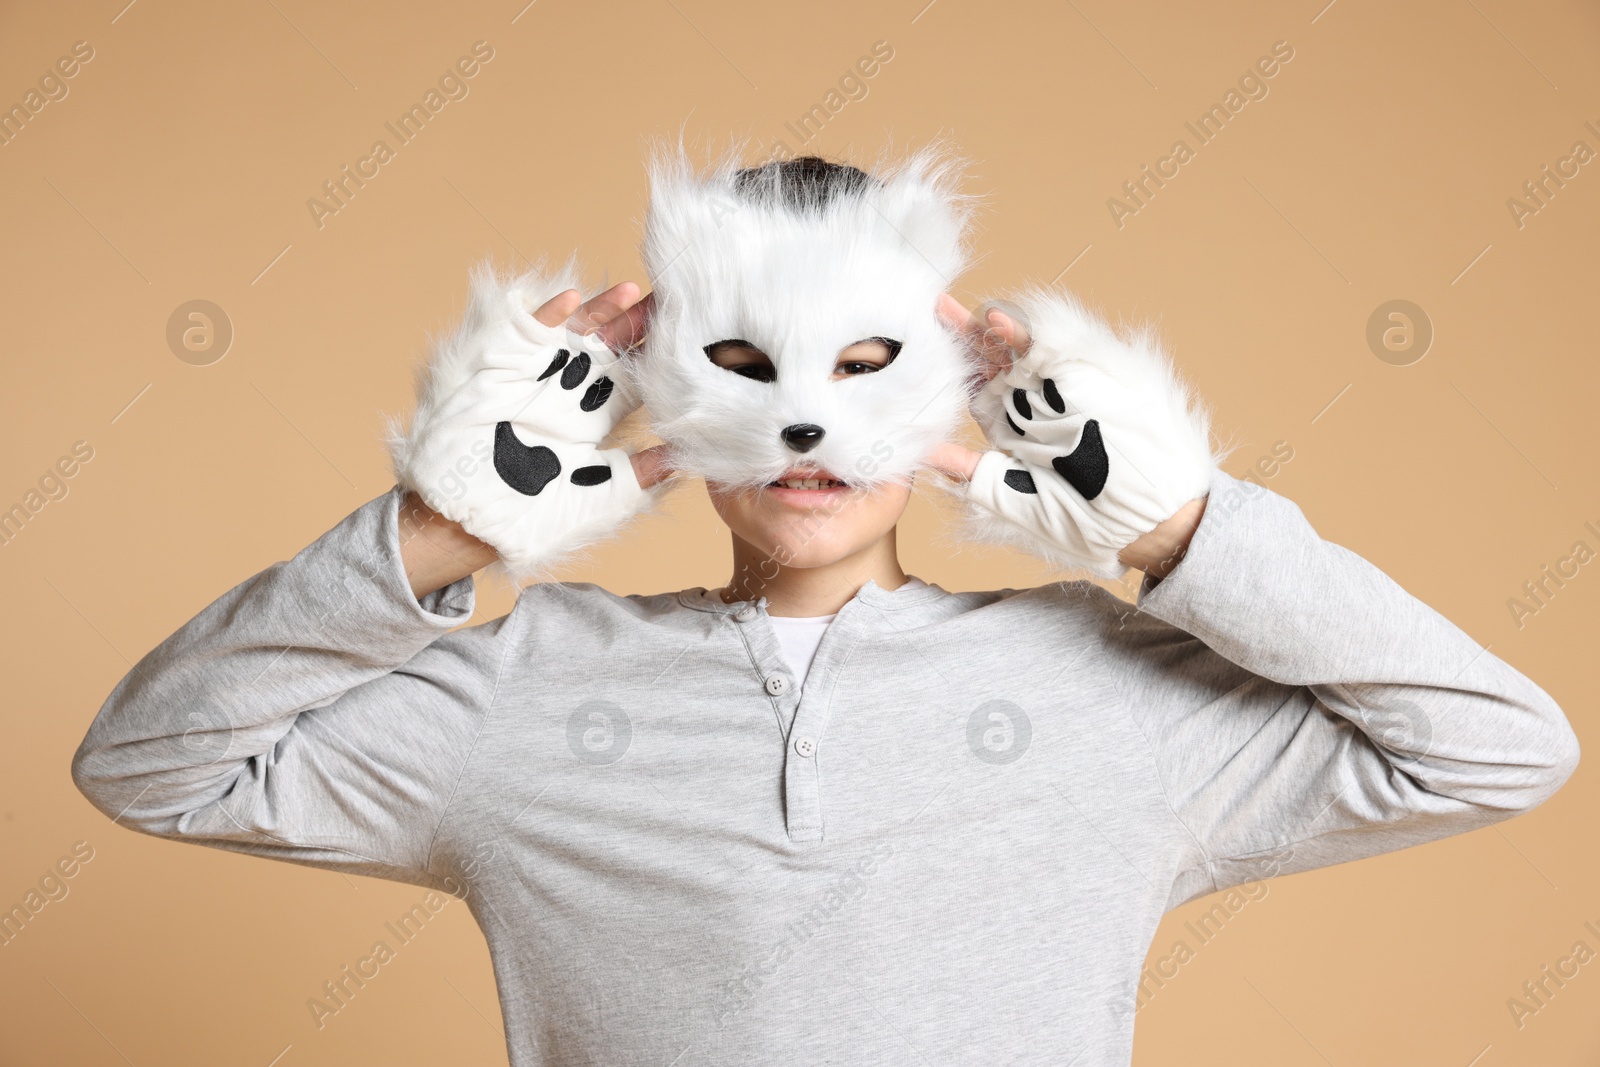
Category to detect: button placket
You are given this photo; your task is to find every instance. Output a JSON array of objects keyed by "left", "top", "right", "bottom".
[
  {"left": 724, "top": 599, "right": 800, "bottom": 738},
  {"left": 778, "top": 598, "right": 870, "bottom": 844},
  {"left": 716, "top": 592, "right": 868, "bottom": 843},
  {"left": 689, "top": 579, "right": 946, "bottom": 845}
]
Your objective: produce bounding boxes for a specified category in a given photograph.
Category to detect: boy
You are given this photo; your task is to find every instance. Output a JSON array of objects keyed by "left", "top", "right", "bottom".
[{"left": 73, "top": 148, "right": 1579, "bottom": 1066}]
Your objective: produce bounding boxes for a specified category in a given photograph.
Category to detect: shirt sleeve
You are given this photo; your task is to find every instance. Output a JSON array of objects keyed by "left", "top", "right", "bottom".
[
  {"left": 70, "top": 485, "right": 514, "bottom": 891},
  {"left": 1096, "top": 469, "right": 1581, "bottom": 911}
]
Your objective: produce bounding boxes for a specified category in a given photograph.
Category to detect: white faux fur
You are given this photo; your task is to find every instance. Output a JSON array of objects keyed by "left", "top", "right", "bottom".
[
  {"left": 630, "top": 137, "right": 984, "bottom": 492},
  {"left": 959, "top": 284, "right": 1229, "bottom": 579},
  {"left": 383, "top": 143, "right": 1223, "bottom": 586},
  {"left": 383, "top": 258, "right": 671, "bottom": 584},
  {"left": 387, "top": 255, "right": 580, "bottom": 481}
]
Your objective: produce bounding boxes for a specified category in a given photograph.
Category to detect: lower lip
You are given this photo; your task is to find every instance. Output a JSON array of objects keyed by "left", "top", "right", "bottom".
[{"left": 764, "top": 482, "right": 853, "bottom": 504}]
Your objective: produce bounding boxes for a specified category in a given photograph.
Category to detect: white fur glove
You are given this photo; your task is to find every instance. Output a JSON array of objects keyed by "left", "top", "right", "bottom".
[
  {"left": 961, "top": 287, "right": 1219, "bottom": 580},
  {"left": 385, "top": 263, "right": 664, "bottom": 582}
]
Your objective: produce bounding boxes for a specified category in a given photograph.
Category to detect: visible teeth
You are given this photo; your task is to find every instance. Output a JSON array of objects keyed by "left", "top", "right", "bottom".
[{"left": 774, "top": 478, "right": 844, "bottom": 489}]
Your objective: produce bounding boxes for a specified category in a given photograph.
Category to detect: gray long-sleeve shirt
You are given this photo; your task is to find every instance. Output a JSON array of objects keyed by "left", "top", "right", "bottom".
[{"left": 71, "top": 469, "right": 1580, "bottom": 1066}]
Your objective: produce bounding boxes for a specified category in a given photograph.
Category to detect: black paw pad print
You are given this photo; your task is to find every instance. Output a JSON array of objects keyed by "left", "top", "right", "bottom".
[
  {"left": 1004, "top": 469, "right": 1037, "bottom": 493},
  {"left": 1005, "top": 378, "right": 1109, "bottom": 500},
  {"left": 570, "top": 465, "right": 613, "bottom": 486},
  {"left": 1000, "top": 407, "right": 1110, "bottom": 501},
  {"left": 537, "top": 349, "right": 570, "bottom": 381},
  {"left": 491, "top": 345, "right": 618, "bottom": 496},
  {"left": 494, "top": 423, "right": 615, "bottom": 495},
  {"left": 560, "top": 353, "right": 591, "bottom": 390},
  {"left": 495, "top": 422, "right": 561, "bottom": 495},
  {"left": 580, "top": 377, "right": 614, "bottom": 412},
  {"left": 1052, "top": 419, "right": 1108, "bottom": 500},
  {"left": 1004, "top": 378, "right": 1068, "bottom": 439}
]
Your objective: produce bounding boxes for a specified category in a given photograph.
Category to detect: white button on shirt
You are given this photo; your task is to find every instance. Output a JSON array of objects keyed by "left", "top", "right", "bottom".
[{"left": 703, "top": 578, "right": 928, "bottom": 688}]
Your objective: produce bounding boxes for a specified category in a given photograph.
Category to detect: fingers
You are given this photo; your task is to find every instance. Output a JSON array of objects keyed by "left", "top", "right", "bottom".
[
  {"left": 629, "top": 442, "right": 676, "bottom": 489},
  {"left": 920, "top": 440, "right": 985, "bottom": 483},
  {"left": 937, "top": 293, "right": 1020, "bottom": 386},
  {"left": 533, "top": 283, "right": 654, "bottom": 353},
  {"left": 935, "top": 293, "right": 995, "bottom": 355},
  {"left": 601, "top": 290, "right": 656, "bottom": 353},
  {"left": 532, "top": 288, "right": 582, "bottom": 328},
  {"left": 984, "top": 306, "right": 1032, "bottom": 357},
  {"left": 571, "top": 281, "right": 641, "bottom": 337}
]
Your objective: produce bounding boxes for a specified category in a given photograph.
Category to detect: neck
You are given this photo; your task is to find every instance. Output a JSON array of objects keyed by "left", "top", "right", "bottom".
[{"left": 719, "top": 531, "right": 908, "bottom": 617}]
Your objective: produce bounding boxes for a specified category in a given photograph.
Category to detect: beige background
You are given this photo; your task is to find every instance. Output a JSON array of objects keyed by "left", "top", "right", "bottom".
[{"left": 3, "top": 0, "right": 1598, "bottom": 1063}]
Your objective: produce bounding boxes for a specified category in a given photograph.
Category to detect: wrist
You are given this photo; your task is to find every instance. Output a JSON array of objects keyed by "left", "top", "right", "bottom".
[
  {"left": 398, "top": 491, "right": 498, "bottom": 599},
  {"left": 1118, "top": 495, "right": 1207, "bottom": 580}
]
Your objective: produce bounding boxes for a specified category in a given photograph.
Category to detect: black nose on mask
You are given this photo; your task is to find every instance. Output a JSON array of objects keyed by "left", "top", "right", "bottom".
[{"left": 781, "top": 423, "right": 826, "bottom": 453}]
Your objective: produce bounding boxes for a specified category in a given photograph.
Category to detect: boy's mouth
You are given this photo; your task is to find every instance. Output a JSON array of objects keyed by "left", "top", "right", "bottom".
[{"left": 767, "top": 468, "right": 850, "bottom": 491}]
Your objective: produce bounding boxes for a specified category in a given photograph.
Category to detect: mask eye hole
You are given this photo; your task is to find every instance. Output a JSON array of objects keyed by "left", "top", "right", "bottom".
[
  {"left": 834, "top": 337, "right": 902, "bottom": 378},
  {"left": 704, "top": 339, "right": 776, "bottom": 384}
]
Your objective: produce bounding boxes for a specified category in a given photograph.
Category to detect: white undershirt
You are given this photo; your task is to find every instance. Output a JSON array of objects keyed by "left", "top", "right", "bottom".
[{"left": 702, "top": 577, "right": 928, "bottom": 687}]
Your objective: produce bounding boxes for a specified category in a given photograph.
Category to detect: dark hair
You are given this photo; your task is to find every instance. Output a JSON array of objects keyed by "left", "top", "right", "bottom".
[{"left": 731, "top": 154, "right": 878, "bottom": 212}]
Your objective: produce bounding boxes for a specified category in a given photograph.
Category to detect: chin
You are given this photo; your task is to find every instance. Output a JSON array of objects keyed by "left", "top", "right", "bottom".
[
  {"left": 708, "top": 478, "right": 910, "bottom": 568},
  {"left": 762, "top": 531, "right": 866, "bottom": 570}
]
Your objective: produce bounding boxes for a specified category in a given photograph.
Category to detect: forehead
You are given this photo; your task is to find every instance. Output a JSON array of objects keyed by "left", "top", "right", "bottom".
[{"left": 662, "top": 213, "right": 943, "bottom": 345}]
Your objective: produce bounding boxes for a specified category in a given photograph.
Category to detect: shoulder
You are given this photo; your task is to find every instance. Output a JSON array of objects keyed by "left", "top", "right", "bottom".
[
  {"left": 509, "top": 581, "right": 713, "bottom": 632},
  {"left": 961, "top": 578, "right": 1132, "bottom": 619},
  {"left": 924, "top": 579, "right": 1150, "bottom": 642},
  {"left": 963, "top": 579, "right": 1209, "bottom": 665}
]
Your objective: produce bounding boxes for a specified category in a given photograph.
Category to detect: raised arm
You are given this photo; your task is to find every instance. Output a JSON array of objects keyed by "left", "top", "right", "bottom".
[
  {"left": 929, "top": 284, "right": 1578, "bottom": 910},
  {"left": 70, "top": 485, "right": 505, "bottom": 889},
  {"left": 1095, "top": 471, "right": 1579, "bottom": 909},
  {"left": 72, "top": 261, "right": 677, "bottom": 888}
]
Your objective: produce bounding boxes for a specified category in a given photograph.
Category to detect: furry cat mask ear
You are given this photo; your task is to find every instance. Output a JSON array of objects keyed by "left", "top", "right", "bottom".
[{"left": 632, "top": 140, "right": 981, "bottom": 492}]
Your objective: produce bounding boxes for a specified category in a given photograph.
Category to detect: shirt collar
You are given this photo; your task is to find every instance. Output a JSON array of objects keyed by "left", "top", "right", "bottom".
[{"left": 677, "top": 575, "right": 945, "bottom": 615}]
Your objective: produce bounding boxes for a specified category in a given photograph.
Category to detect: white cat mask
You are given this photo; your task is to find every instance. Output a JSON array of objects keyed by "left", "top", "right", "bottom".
[{"left": 632, "top": 142, "right": 980, "bottom": 492}]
